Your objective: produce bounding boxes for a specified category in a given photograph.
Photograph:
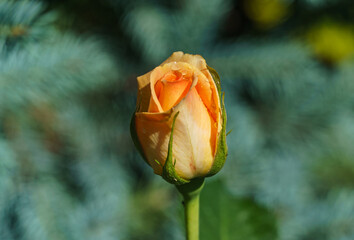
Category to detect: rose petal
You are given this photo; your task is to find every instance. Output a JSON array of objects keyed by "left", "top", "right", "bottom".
[
  {"left": 135, "top": 111, "right": 172, "bottom": 175},
  {"left": 160, "top": 52, "right": 222, "bottom": 149},
  {"left": 148, "top": 62, "right": 194, "bottom": 113},
  {"left": 158, "top": 77, "right": 192, "bottom": 111},
  {"left": 136, "top": 72, "right": 152, "bottom": 112},
  {"left": 161, "top": 51, "right": 207, "bottom": 71},
  {"left": 172, "top": 87, "right": 214, "bottom": 178},
  {"left": 135, "top": 85, "right": 215, "bottom": 179}
]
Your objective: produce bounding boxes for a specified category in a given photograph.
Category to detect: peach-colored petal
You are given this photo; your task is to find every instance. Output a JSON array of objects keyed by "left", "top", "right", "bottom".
[
  {"left": 148, "top": 62, "right": 194, "bottom": 113},
  {"left": 158, "top": 78, "right": 192, "bottom": 111},
  {"left": 194, "top": 72, "right": 221, "bottom": 155},
  {"left": 136, "top": 51, "right": 219, "bottom": 113},
  {"left": 162, "top": 51, "right": 207, "bottom": 71},
  {"left": 148, "top": 66, "right": 165, "bottom": 113},
  {"left": 136, "top": 72, "right": 152, "bottom": 113},
  {"left": 200, "top": 68, "right": 222, "bottom": 123},
  {"left": 160, "top": 52, "right": 222, "bottom": 151},
  {"left": 172, "top": 87, "right": 214, "bottom": 178},
  {"left": 135, "top": 85, "right": 215, "bottom": 179},
  {"left": 135, "top": 111, "right": 173, "bottom": 175}
]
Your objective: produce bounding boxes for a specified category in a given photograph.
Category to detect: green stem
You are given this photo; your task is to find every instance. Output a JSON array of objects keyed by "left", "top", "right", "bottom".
[{"left": 176, "top": 178, "right": 205, "bottom": 240}]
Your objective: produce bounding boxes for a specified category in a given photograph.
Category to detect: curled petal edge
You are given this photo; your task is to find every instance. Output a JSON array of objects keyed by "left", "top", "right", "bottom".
[{"left": 130, "top": 109, "right": 149, "bottom": 166}]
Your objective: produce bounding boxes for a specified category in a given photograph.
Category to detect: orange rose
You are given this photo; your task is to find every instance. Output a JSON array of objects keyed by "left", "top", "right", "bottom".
[{"left": 131, "top": 51, "right": 227, "bottom": 184}]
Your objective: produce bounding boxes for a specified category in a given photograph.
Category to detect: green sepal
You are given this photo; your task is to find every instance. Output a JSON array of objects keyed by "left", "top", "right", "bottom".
[
  {"left": 207, "top": 65, "right": 222, "bottom": 96},
  {"left": 207, "top": 65, "right": 228, "bottom": 177},
  {"left": 162, "top": 112, "right": 190, "bottom": 185},
  {"left": 130, "top": 112, "right": 150, "bottom": 166}
]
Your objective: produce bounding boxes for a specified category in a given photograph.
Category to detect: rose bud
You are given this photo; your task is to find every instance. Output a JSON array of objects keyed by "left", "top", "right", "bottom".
[{"left": 131, "top": 51, "right": 227, "bottom": 185}]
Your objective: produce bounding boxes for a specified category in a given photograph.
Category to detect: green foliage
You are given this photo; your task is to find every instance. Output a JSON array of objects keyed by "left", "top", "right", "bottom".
[
  {"left": 0, "top": 1, "right": 129, "bottom": 240},
  {"left": 200, "top": 179, "right": 277, "bottom": 240},
  {"left": 0, "top": 0, "right": 56, "bottom": 50},
  {"left": 0, "top": 0, "right": 119, "bottom": 115}
]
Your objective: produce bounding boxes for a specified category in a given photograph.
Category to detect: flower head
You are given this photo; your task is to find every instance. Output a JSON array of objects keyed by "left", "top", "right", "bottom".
[{"left": 131, "top": 52, "right": 227, "bottom": 184}]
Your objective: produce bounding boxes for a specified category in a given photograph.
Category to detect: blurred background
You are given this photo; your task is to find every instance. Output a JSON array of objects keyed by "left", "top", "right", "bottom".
[{"left": 1, "top": 0, "right": 354, "bottom": 239}]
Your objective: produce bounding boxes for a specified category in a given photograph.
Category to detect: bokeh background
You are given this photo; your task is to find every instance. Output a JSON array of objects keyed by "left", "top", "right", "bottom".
[{"left": 1, "top": 0, "right": 354, "bottom": 239}]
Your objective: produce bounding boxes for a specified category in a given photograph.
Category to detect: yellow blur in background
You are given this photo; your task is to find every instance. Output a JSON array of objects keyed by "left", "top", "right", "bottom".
[
  {"left": 306, "top": 21, "right": 354, "bottom": 64},
  {"left": 244, "top": 0, "right": 290, "bottom": 30}
]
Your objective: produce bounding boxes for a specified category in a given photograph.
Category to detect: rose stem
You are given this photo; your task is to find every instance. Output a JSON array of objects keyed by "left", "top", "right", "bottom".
[{"left": 176, "top": 178, "right": 205, "bottom": 240}]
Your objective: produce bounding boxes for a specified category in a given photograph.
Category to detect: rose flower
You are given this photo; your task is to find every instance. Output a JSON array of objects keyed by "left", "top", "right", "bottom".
[{"left": 131, "top": 51, "right": 227, "bottom": 184}]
